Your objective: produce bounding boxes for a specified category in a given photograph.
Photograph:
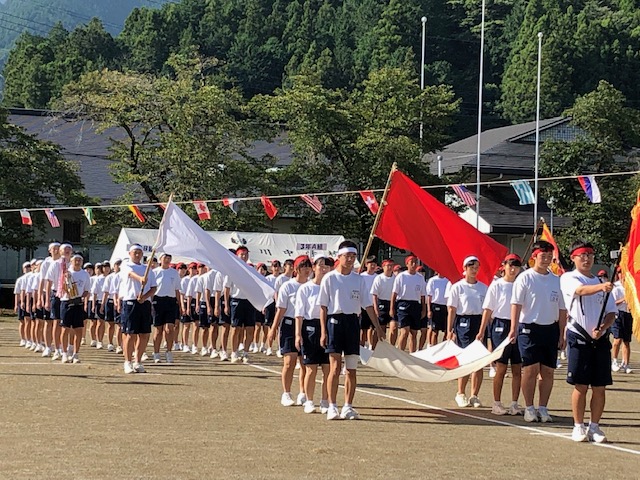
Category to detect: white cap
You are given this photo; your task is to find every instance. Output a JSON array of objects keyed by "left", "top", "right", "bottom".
[
  {"left": 22, "top": 261, "right": 31, "bottom": 268},
  {"left": 48, "top": 242, "right": 61, "bottom": 250},
  {"left": 30, "top": 258, "right": 37, "bottom": 265},
  {"left": 60, "top": 243, "right": 72, "bottom": 250},
  {"left": 129, "top": 244, "right": 143, "bottom": 252},
  {"left": 462, "top": 256, "right": 479, "bottom": 269}
]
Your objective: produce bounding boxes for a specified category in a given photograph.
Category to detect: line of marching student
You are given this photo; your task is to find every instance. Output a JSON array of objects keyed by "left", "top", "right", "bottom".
[{"left": 11, "top": 239, "right": 633, "bottom": 441}]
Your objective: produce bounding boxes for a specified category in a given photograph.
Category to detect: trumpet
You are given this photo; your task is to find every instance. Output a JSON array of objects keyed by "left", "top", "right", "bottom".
[{"left": 64, "top": 272, "right": 79, "bottom": 298}]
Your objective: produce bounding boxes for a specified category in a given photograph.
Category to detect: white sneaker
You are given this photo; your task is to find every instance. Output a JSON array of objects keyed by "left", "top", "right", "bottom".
[
  {"left": 265, "top": 347, "right": 273, "bottom": 356},
  {"left": 19, "top": 339, "right": 26, "bottom": 347},
  {"left": 588, "top": 425, "right": 607, "bottom": 443},
  {"left": 72, "top": 354, "right": 81, "bottom": 364},
  {"left": 173, "top": 343, "right": 182, "bottom": 351},
  {"left": 560, "top": 350, "right": 567, "bottom": 360},
  {"left": 191, "top": 345, "right": 198, "bottom": 355},
  {"left": 25, "top": 340, "right": 32, "bottom": 349},
  {"left": 200, "top": 347, "right": 208, "bottom": 356},
  {"left": 276, "top": 349, "right": 283, "bottom": 358},
  {"left": 66, "top": 345, "right": 73, "bottom": 356},
  {"left": 107, "top": 344, "right": 115, "bottom": 352},
  {"left": 153, "top": 353, "right": 161, "bottom": 364},
  {"left": 35, "top": 344, "right": 43, "bottom": 352},
  {"left": 319, "top": 400, "right": 330, "bottom": 414},
  {"left": 141, "top": 352, "right": 149, "bottom": 362},
  {"left": 488, "top": 366, "right": 496, "bottom": 378},
  {"left": 326, "top": 405, "right": 340, "bottom": 420},
  {"left": 296, "top": 393, "right": 307, "bottom": 406},
  {"left": 165, "top": 352, "right": 174, "bottom": 364},
  {"left": 260, "top": 343, "right": 267, "bottom": 353},
  {"left": 538, "top": 407, "right": 553, "bottom": 423},
  {"left": 61, "top": 353, "right": 69, "bottom": 364},
  {"left": 455, "top": 393, "right": 469, "bottom": 407},
  {"left": 508, "top": 403, "right": 524, "bottom": 416},
  {"left": 280, "top": 392, "right": 295, "bottom": 407},
  {"left": 182, "top": 345, "right": 190, "bottom": 353},
  {"left": 230, "top": 352, "right": 239, "bottom": 363},
  {"left": 123, "top": 361, "right": 134, "bottom": 374},
  {"left": 96, "top": 342, "right": 103, "bottom": 350},
  {"left": 303, "top": 400, "right": 316, "bottom": 414},
  {"left": 238, "top": 342, "right": 245, "bottom": 352},
  {"left": 524, "top": 407, "right": 538, "bottom": 422},
  {"left": 219, "top": 350, "right": 229, "bottom": 361},
  {"left": 340, "top": 405, "right": 360, "bottom": 420},
  {"left": 52, "top": 350, "right": 61, "bottom": 361},
  {"left": 572, "top": 424, "right": 588, "bottom": 442},
  {"left": 556, "top": 360, "right": 562, "bottom": 368},
  {"left": 625, "top": 365, "right": 633, "bottom": 374},
  {"left": 115, "top": 346, "right": 123, "bottom": 354},
  {"left": 210, "top": 349, "right": 219, "bottom": 359},
  {"left": 42, "top": 347, "right": 51, "bottom": 358},
  {"left": 81, "top": 338, "right": 86, "bottom": 346},
  {"left": 491, "top": 403, "right": 507, "bottom": 415},
  {"left": 133, "top": 362, "right": 145, "bottom": 373},
  {"left": 469, "top": 395, "right": 482, "bottom": 408},
  {"left": 242, "top": 353, "right": 250, "bottom": 364},
  {"left": 90, "top": 340, "right": 97, "bottom": 347},
  {"left": 612, "top": 359, "right": 621, "bottom": 372},
  {"left": 248, "top": 342, "right": 257, "bottom": 353}
]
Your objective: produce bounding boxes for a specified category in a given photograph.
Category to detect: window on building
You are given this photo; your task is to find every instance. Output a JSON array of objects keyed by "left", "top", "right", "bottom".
[{"left": 63, "top": 220, "right": 82, "bottom": 244}]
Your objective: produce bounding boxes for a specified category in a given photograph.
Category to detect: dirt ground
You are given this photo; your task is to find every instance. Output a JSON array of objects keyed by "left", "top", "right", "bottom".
[{"left": 1, "top": 318, "right": 639, "bottom": 480}]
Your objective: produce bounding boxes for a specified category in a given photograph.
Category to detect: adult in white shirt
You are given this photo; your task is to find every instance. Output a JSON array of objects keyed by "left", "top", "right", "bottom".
[
  {"left": 560, "top": 240, "right": 616, "bottom": 443},
  {"left": 391, "top": 255, "right": 427, "bottom": 353},
  {"left": 510, "top": 241, "right": 567, "bottom": 424},
  {"left": 370, "top": 259, "right": 396, "bottom": 344},
  {"left": 477, "top": 253, "right": 523, "bottom": 416},
  {"left": 359, "top": 256, "right": 378, "bottom": 349},
  {"left": 426, "top": 272, "right": 451, "bottom": 345},
  {"left": 152, "top": 253, "right": 181, "bottom": 363},
  {"left": 447, "top": 255, "right": 488, "bottom": 408},
  {"left": 610, "top": 271, "right": 632, "bottom": 374},
  {"left": 59, "top": 254, "right": 91, "bottom": 363},
  {"left": 318, "top": 241, "right": 384, "bottom": 421},
  {"left": 119, "top": 244, "right": 157, "bottom": 374}
]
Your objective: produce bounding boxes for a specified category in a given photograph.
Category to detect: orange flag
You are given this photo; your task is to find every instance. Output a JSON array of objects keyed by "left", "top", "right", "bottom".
[
  {"left": 620, "top": 191, "right": 640, "bottom": 341},
  {"left": 539, "top": 221, "right": 565, "bottom": 275},
  {"left": 128, "top": 205, "right": 146, "bottom": 223}
]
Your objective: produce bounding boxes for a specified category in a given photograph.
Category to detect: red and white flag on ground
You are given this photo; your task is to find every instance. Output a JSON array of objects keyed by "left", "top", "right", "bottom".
[
  {"left": 193, "top": 200, "right": 211, "bottom": 221},
  {"left": 359, "top": 190, "right": 379, "bottom": 214},
  {"left": 300, "top": 194, "right": 323, "bottom": 213},
  {"left": 261, "top": 195, "right": 278, "bottom": 220},
  {"left": 20, "top": 209, "right": 32, "bottom": 226},
  {"left": 45, "top": 208, "right": 60, "bottom": 228},
  {"left": 222, "top": 197, "right": 239, "bottom": 214}
]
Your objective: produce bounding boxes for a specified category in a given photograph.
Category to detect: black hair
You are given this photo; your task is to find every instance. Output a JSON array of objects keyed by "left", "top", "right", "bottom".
[
  {"left": 532, "top": 240, "right": 554, "bottom": 252},
  {"left": 283, "top": 258, "right": 294, "bottom": 266},
  {"left": 339, "top": 240, "right": 358, "bottom": 250},
  {"left": 314, "top": 256, "right": 334, "bottom": 267},
  {"left": 569, "top": 239, "right": 594, "bottom": 255},
  {"left": 365, "top": 255, "right": 377, "bottom": 264}
]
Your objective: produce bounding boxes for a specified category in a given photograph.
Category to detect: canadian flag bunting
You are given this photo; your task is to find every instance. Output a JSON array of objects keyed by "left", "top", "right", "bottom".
[
  {"left": 193, "top": 200, "right": 211, "bottom": 221},
  {"left": 261, "top": 195, "right": 278, "bottom": 220},
  {"left": 359, "top": 190, "right": 379, "bottom": 215},
  {"left": 20, "top": 209, "right": 32, "bottom": 226}
]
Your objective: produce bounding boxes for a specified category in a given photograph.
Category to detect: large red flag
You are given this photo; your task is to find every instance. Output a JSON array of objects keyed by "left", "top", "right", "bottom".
[
  {"left": 375, "top": 170, "right": 507, "bottom": 285},
  {"left": 620, "top": 191, "right": 640, "bottom": 341}
]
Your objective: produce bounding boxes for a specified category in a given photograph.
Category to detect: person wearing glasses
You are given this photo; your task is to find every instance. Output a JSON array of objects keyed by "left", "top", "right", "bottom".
[{"left": 510, "top": 241, "right": 567, "bottom": 423}]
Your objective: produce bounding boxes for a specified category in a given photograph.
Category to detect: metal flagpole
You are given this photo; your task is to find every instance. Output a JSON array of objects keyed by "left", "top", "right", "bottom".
[
  {"left": 419, "top": 16, "right": 427, "bottom": 153},
  {"left": 475, "top": 0, "right": 486, "bottom": 230},
  {"left": 534, "top": 32, "right": 543, "bottom": 229}
]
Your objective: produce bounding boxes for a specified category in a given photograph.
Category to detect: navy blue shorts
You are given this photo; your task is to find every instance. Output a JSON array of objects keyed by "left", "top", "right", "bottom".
[
  {"left": 517, "top": 322, "right": 559, "bottom": 368},
  {"left": 180, "top": 300, "right": 193, "bottom": 323},
  {"left": 263, "top": 302, "right": 276, "bottom": 327},
  {"left": 254, "top": 306, "right": 265, "bottom": 324},
  {"left": 430, "top": 303, "right": 447, "bottom": 332},
  {"left": 153, "top": 296, "right": 178, "bottom": 327},
  {"left": 397, "top": 300, "right": 422, "bottom": 330},
  {"left": 42, "top": 309, "right": 51, "bottom": 321},
  {"left": 86, "top": 300, "right": 94, "bottom": 320},
  {"left": 230, "top": 298, "right": 256, "bottom": 328},
  {"left": 360, "top": 308, "right": 373, "bottom": 331},
  {"left": 326, "top": 313, "right": 360, "bottom": 356},
  {"left": 377, "top": 299, "right": 392, "bottom": 325},
  {"left": 301, "top": 318, "right": 329, "bottom": 365},
  {"left": 566, "top": 330, "right": 612, "bottom": 387},
  {"left": 189, "top": 299, "right": 199, "bottom": 322},
  {"left": 198, "top": 301, "right": 211, "bottom": 328},
  {"left": 611, "top": 311, "right": 633, "bottom": 342},
  {"left": 50, "top": 296, "right": 61, "bottom": 320},
  {"left": 105, "top": 299, "right": 115, "bottom": 322},
  {"left": 35, "top": 307, "right": 44, "bottom": 320},
  {"left": 95, "top": 301, "right": 105, "bottom": 320},
  {"left": 454, "top": 314, "right": 482, "bottom": 348},
  {"left": 218, "top": 298, "right": 231, "bottom": 325},
  {"left": 279, "top": 316, "right": 298, "bottom": 354},
  {"left": 491, "top": 318, "right": 522, "bottom": 365},
  {"left": 115, "top": 300, "right": 122, "bottom": 324},
  {"left": 60, "top": 301, "right": 85, "bottom": 329},
  {"left": 121, "top": 300, "right": 153, "bottom": 335},
  {"left": 17, "top": 306, "right": 26, "bottom": 321},
  {"left": 29, "top": 307, "right": 36, "bottom": 320}
]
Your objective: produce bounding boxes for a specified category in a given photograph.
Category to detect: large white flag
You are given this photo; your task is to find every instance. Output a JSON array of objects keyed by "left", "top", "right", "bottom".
[
  {"left": 360, "top": 338, "right": 510, "bottom": 383},
  {"left": 153, "top": 200, "right": 275, "bottom": 310}
]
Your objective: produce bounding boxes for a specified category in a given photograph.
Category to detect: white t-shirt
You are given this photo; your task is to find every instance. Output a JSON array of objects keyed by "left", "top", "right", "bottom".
[
  {"left": 612, "top": 281, "right": 628, "bottom": 312},
  {"left": 370, "top": 274, "right": 394, "bottom": 301},
  {"left": 447, "top": 279, "right": 488, "bottom": 316},
  {"left": 204, "top": 269, "right": 223, "bottom": 295},
  {"left": 102, "top": 273, "right": 117, "bottom": 299},
  {"left": 427, "top": 276, "right": 450, "bottom": 305},
  {"left": 45, "top": 258, "right": 68, "bottom": 293},
  {"left": 482, "top": 278, "right": 514, "bottom": 320},
  {"left": 91, "top": 275, "right": 106, "bottom": 299},
  {"left": 14, "top": 274, "right": 28, "bottom": 294},
  {"left": 360, "top": 272, "right": 377, "bottom": 298},
  {"left": 179, "top": 276, "right": 190, "bottom": 295},
  {"left": 392, "top": 271, "right": 427, "bottom": 302},
  {"left": 118, "top": 261, "right": 157, "bottom": 301},
  {"left": 295, "top": 281, "right": 321, "bottom": 320},
  {"left": 40, "top": 257, "right": 54, "bottom": 287},
  {"left": 276, "top": 278, "right": 305, "bottom": 318},
  {"left": 274, "top": 274, "right": 292, "bottom": 296},
  {"left": 185, "top": 275, "right": 199, "bottom": 299},
  {"left": 561, "top": 270, "right": 617, "bottom": 334},
  {"left": 511, "top": 269, "right": 565, "bottom": 325},
  {"left": 60, "top": 269, "right": 90, "bottom": 301},
  {"left": 317, "top": 270, "right": 373, "bottom": 315},
  {"left": 26, "top": 272, "right": 38, "bottom": 294},
  {"left": 153, "top": 267, "right": 181, "bottom": 297},
  {"left": 265, "top": 273, "right": 280, "bottom": 289}
]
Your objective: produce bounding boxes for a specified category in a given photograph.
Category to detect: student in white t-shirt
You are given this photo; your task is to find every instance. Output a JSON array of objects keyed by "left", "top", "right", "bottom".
[
  {"left": 610, "top": 270, "right": 632, "bottom": 374},
  {"left": 510, "top": 241, "right": 567, "bottom": 424},
  {"left": 359, "top": 256, "right": 378, "bottom": 349},
  {"left": 390, "top": 255, "right": 426, "bottom": 353},
  {"left": 370, "top": 259, "right": 396, "bottom": 344},
  {"left": 426, "top": 272, "right": 450, "bottom": 345}
]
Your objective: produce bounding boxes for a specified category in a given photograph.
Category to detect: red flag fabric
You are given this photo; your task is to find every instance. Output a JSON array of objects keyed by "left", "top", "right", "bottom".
[
  {"left": 359, "top": 190, "right": 379, "bottom": 214},
  {"left": 261, "top": 195, "right": 278, "bottom": 220},
  {"left": 20, "top": 209, "right": 32, "bottom": 226},
  {"left": 128, "top": 205, "right": 146, "bottom": 223},
  {"left": 193, "top": 200, "right": 211, "bottom": 221},
  {"left": 375, "top": 170, "right": 507, "bottom": 285},
  {"left": 620, "top": 191, "right": 640, "bottom": 341}
]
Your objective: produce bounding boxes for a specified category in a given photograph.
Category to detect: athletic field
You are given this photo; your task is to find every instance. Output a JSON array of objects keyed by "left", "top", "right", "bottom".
[{"left": 1, "top": 318, "right": 638, "bottom": 479}]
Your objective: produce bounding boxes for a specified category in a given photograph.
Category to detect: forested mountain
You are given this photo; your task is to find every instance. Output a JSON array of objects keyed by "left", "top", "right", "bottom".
[{"left": 3, "top": 0, "right": 640, "bottom": 139}]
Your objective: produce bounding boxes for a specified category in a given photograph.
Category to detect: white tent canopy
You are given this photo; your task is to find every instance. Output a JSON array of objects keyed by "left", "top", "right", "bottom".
[{"left": 109, "top": 228, "right": 346, "bottom": 266}]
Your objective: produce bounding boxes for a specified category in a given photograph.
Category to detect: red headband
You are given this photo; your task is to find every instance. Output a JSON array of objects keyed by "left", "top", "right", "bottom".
[
  {"left": 570, "top": 247, "right": 594, "bottom": 257},
  {"left": 531, "top": 247, "right": 553, "bottom": 258},
  {"left": 405, "top": 255, "right": 417, "bottom": 265},
  {"left": 382, "top": 259, "right": 394, "bottom": 266}
]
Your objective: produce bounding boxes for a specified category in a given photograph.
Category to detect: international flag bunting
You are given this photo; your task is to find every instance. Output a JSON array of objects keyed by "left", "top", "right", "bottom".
[
  {"left": 82, "top": 207, "right": 96, "bottom": 225},
  {"left": 451, "top": 184, "right": 477, "bottom": 207},
  {"left": 193, "top": 201, "right": 211, "bottom": 221},
  {"left": 128, "top": 205, "right": 146, "bottom": 223},
  {"left": 45, "top": 208, "right": 60, "bottom": 228},
  {"left": 577, "top": 175, "right": 601, "bottom": 203},
  {"left": 539, "top": 220, "right": 565, "bottom": 275},
  {"left": 222, "top": 197, "right": 239, "bottom": 215},
  {"left": 510, "top": 180, "right": 536, "bottom": 205},
  {"left": 20, "top": 209, "right": 32, "bottom": 226},
  {"left": 360, "top": 190, "right": 379, "bottom": 215},
  {"left": 300, "top": 194, "right": 323, "bottom": 213},
  {"left": 619, "top": 191, "right": 640, "bottom": 341},
  {"left": 375, "top": 170, "right": 507, "bottom": 285},
  {"left": 261, "top": 196, "right": 278, "bottom": 220}
]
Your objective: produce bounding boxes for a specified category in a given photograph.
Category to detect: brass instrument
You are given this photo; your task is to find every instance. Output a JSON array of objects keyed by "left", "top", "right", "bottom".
[{"left": 64, "top": 271, "right": 79, "bottom": 299}]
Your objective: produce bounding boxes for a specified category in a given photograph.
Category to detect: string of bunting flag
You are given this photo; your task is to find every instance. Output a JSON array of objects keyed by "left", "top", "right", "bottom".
[{"left": 0, "top": 169, "right": 633, "bottom": 227}]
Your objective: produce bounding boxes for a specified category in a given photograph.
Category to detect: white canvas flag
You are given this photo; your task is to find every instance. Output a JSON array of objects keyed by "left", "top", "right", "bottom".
[{"left": 153, "top": 200, "right": 275, "bottom": 310}]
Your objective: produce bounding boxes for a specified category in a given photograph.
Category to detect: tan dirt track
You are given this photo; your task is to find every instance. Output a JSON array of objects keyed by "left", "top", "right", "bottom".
[{"left": 1, "top": 319, "right": 639, "bottom": 480}]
